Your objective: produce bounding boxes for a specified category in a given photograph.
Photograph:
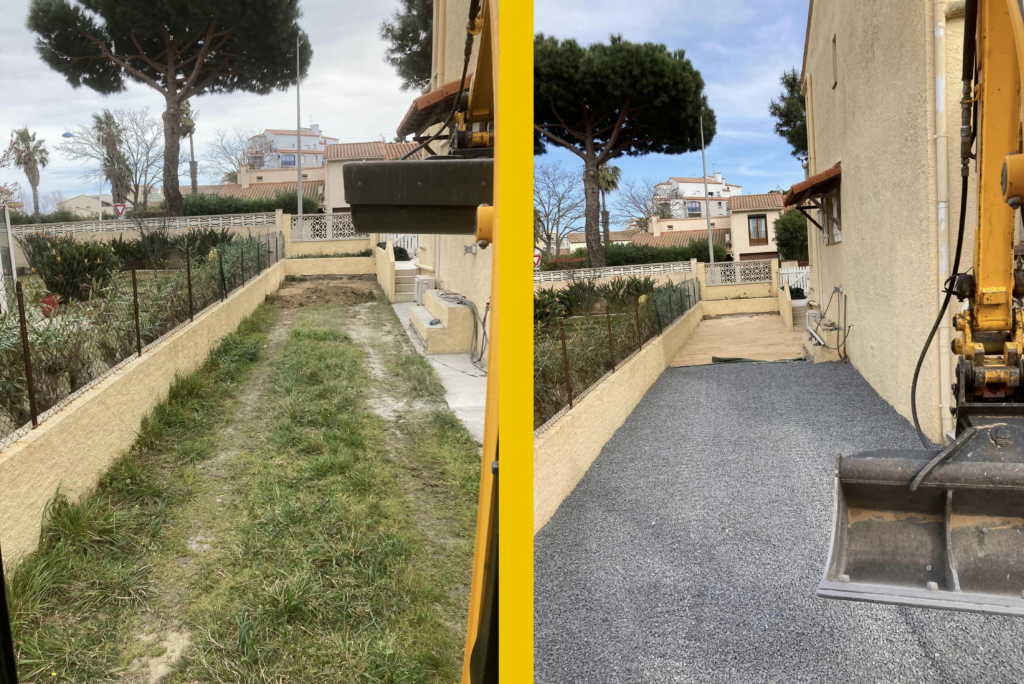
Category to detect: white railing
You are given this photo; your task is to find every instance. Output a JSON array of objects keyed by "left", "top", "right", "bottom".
[
  {"left": 10, "top": 212, "right": 278, "bottom": 236},
  {"left": 379, "top": 233, "right": 419, "bottom": 254},
  {"left": 779, "top": 266, "right": 810, "bottom": 292},
  {"left": 705, "top": 259, "right": 773, "bottom": 286},
  {"left": 534, "top": 260, "right": 692, "bottom": 284},
  {"left": 292, "top": 212, "right": 368, "bottom": 241}
]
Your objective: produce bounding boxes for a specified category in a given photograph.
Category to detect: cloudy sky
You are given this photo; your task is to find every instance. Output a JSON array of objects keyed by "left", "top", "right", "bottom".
[
  {"left": 0, "top": 0, "right": 415, "bottom": 203},
  {"left": 535, "top": 0, "right": 809, "bottom": 216}
]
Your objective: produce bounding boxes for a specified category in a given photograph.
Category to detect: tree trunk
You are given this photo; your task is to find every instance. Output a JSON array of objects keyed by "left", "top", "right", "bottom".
[
  {"left": 189, "top": 135, "right": 198, "bottom": 194},
  {"left": 601, "top": 189, "right": 610, "bottom": 245},
  {"left": 583, "top": 159, "right": 605, "bottom": 267},
  {"left": 162, "top": 98, "right": 183, "bottom": 217},
  {"left": 31, "top": 182, "right": 40, "bottom": 223}
]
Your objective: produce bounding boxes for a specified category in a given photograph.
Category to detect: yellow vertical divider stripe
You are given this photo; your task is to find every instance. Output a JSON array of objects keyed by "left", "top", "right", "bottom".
[{"left": 497, "top": 0, "right": 533, "bottom": 679}]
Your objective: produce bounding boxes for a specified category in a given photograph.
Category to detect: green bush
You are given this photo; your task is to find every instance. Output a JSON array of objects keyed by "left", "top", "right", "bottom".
[
  {"left": 181, "top": 191, "right": 318, "bottom": 216},
  {"left": 534, "top": 288, "right": 565, "bottom": 327},
  {"left": 556, "top": 280, "right": 600, "bottom": 318},
  {"left": 377, "top": 242, "right": 411, "bottom": 261},
  {"left": 554, "top": 241, "right": 728, "bottom": 269},
  {"left": 16, "top": 233, "right": 118, "bottom": 302},
  {"left": 169, "top": 227, "right": 237, "bottom": 260},
  {"left": 9, "top": 209, "right": 87, "bottom": 225},
  {"left": 788, "top": 286, "right": 805, "bottom": 300}
]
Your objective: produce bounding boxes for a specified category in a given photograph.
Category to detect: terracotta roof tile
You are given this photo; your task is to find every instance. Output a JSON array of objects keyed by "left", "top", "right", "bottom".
[
  {"left": 785, "top": 162, "right": 841, "bottom": 206},
  {"left": 324, "top": 141, "right": 426, "bottom": 161},
  {"left": 396, "top": 75, "right": 473, "bottom": 137},
  {"left": 264, "top": 128, "right": 328, "bottom": 137},
  {"left": 632, "top": 228, "right": 730, "bottom": 248},
  {"left": 190, "top": 180, "right": 323, "bottom": 200},
  {"left": 728, "top": 193, "right": 787, "bottom": 212}
]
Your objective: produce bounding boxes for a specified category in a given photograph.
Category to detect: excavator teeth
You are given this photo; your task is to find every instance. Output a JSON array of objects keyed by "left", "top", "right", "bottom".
[{"left": 818, "top": 421, "right": 1024, "bottom": 616}]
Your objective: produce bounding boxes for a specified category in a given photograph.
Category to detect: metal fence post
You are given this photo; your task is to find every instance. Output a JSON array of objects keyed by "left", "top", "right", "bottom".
[
  {"left": 256, "top": 237, "right": 262, "bottom": 274},
  {"left": 217, "top": 247, "right": 227, "bottom": 300},
  {"left": 559, "top": 320, "right": 574, "bottom": 409},
  {"left": 131, "top": 265, "right": 142, "bottom": 357},
  {"left": 634, "top": 297, "right": 643, "bottom": 351},
  {"left": 0, "top": 540, "right": 19, "bottom": 684},
  {"left": 605, "top": 307, "right": 616, "bottom": 371},
  {"left": 654, "top": 296, "right": 663, "bottom": 334},
  {"left": 668, "top": 290, "right": 675, "bottom": 322},
  {"left": 240, "top": 243, "right": 245, "bottom": 285},
  {"left": 15, "top": 282, "right": 37, "bottom": 428},
  {"left": 185, "top": 250, "right": 194, "bottom": 322}
]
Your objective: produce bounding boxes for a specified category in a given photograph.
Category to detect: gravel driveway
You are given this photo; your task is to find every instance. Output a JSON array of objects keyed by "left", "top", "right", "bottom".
[{"left": 534, "top": 361, "right": 1024, "bottom": 683}]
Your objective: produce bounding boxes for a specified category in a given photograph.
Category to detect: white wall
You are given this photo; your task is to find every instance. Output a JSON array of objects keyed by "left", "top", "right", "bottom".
[{"left": 731, "top": 208, "right": 783, "bottom": 259}]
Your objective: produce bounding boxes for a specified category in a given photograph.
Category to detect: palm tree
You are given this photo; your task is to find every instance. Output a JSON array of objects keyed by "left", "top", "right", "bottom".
[
  {"left": 11, "top": 128, "right": 49, "bottom": 223},
  {"left": 92, "top": 111, "right": 130, "bottom": 206},
  {"left": 598, "top": 164, "right": 621, "bottom": 244}
]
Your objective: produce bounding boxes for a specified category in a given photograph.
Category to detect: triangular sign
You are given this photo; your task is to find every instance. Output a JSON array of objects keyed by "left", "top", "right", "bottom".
[{"left": 113, "top": 203, "right": 126, "bottom": 217}]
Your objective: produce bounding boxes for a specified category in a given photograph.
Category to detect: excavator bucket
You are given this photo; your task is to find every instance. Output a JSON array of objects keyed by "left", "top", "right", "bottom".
[{"left": 818, "top": 417, "right": 1024, "bottom": 616}]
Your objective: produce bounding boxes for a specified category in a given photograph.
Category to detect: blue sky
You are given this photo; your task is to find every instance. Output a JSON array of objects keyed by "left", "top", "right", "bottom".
[
  {"left": 0, "top": 0, "right": 414, "bottom": 204},
  {"left": 535, "top": 0, "right": 809, "bottom": 223}
]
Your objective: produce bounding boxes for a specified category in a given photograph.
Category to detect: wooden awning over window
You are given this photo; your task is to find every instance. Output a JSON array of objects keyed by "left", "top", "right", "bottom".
[
  {"left": 784, "top": 162, "right": 841, "bottom": 232},
  {"left": 395, "top": 74, "right": 474, "bottom": 138}
]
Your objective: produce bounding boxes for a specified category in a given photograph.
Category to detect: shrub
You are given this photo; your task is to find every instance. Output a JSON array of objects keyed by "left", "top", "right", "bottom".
[
  {"left": 534, "top": 288, "right": 565, "bottom": 327},
  {"left": 788, "top": 285, "right": 805, "bottom": 300},
  {"left": 16, "top": 233, "right": 118, "bottom": 302},
  {"left": 376, "top": 242, "right": 411, "bottom": 261},
  {"left": 181, "top": 191, "right": 318, "bottom": 216},
  {"left": 8, "top": 209, "right": 86, "bottom": 225},
  {"left": 545, "top": 256, "right": 585, "bottom": 271},
  {"left": 556, "top": 280, "right": 600, "bottom": 318},
  {"left": 170, "top": 227, "right": 236, "bottom": 260}
]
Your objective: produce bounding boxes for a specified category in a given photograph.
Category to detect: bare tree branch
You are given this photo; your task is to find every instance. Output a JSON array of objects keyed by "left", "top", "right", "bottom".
[{"left": 535, "top": 161, "right": 586, "bottom": 257}]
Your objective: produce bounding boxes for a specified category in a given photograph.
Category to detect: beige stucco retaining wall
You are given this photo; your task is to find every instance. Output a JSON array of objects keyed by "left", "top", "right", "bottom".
[
  {"left": 697, "top": 259, "right": 779, "bottom": 301},
  {"left": 0, "top": 261, "right": 285, "bottom": 568},
  {"left": 375, "top": 241, "right": 396, "bottom": 302},
  {"left": 534, "top": 271, "right": 696, "bottom": 292},
  {"left": 285, "top": 238, "right": 371, "bottom": 258},
  {"left": 284, "top": 257, "right": 375, "bottom": 276},
  {"left": 779, "top": 283, "right": 794, "bottom": 331},
  {"left": 701, "top": 297, "right": 780, "bottom": 317},
  {"left": 534, "top": 301, "right": 704, "bottom": 533}
]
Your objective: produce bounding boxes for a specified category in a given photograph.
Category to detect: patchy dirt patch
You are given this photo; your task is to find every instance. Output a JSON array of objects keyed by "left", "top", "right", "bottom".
[
  {"left": 127, "top": 629, "right": 191, "bottom": 684},
  {"left": 274, "top": 277, "right": 380, "bottom": 308}
]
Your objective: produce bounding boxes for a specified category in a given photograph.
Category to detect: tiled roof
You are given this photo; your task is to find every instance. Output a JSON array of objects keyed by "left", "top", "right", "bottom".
[
  {"left": 190, "top": 180, "right": 323, "bottom": 200},
  {"left": 567, "top": 230, "right": 637, "bottom": 244},
  {"left": 785, "top": 162, "right": 841, "bottom": 206},
  {"left": 324, "top": 141, "right": 426, "bottom": 161},
  {"left": 670, "top": 176, "right": 730, "bottom": 185},
  {"left": 396, "top": 74, "right": 473, "bottom": 137},
  {"left": 729, "top": 193, "right": 787, "bottom": 212},
  {"left": 633, "top": 228, "right": 731, "bottom": 248}
]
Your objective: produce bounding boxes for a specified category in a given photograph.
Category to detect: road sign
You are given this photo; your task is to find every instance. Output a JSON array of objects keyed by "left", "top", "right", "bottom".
[
  {"left": 113, "top": 203, "right": 126, "bottom": 218},
  {"left": 534, "top": 248, "right": 542, "bottom": 270}
]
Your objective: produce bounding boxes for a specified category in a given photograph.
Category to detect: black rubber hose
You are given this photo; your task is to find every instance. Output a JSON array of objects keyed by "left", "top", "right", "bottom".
[{"left": 910, "top": 171, "right": 970, "bottom": 448}]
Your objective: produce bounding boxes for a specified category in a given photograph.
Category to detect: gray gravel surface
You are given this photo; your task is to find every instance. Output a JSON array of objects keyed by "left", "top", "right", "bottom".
[{"left": 534, "top": 361, "right": 1024, "bottom": 683}]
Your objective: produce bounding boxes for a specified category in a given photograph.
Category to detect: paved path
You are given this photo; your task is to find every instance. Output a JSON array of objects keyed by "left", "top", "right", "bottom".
[
  {"left": 670, "top": 313, "right": 806, "bottom": 366},
  {"left": 535, "top": 362, "right": 1024, "bottom": 683}
]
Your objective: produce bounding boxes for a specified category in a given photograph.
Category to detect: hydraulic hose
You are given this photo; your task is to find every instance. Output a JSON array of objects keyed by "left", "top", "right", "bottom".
[{"left": 910, "top": 0, "right": 976, "bottom": 448}]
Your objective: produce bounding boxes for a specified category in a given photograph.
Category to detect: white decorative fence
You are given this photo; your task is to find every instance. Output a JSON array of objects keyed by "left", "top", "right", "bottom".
[
  {"left": 705, "top": 259, "right": 773, "bottom": 286},
  {"left": 779, "top": 266, "right": 810, "bottom": 292},
  {"left": 10, "top": 212, "right": 278, "bottom": 237},
  {"left": 379, "top": 233, "right": 419, "bottom": 254},
  {"left": 534, "top": 260, "right": 692, "bottom": 284},
  {"left": 291, "top": 212, "right": 368, "bottom": 241}
]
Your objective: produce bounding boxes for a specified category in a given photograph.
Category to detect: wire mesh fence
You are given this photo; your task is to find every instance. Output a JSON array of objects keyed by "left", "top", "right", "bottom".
[
  {"left": 534, "top": 278, "right": 701, "bottom": 430},
  {"left": 0, "top": 230, "right": 284, "bottom": 451}
]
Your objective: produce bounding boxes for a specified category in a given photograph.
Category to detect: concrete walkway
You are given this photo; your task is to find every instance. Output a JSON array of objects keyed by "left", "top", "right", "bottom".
[
  {"left": 392, "top": 302, "right": 487, "bottom": 443},
  {"left": 535, "top": 362, "right": 1024, "bottom": 683},
  {"left": 670, "top": 313, "right": 805, "bottom": 366}
]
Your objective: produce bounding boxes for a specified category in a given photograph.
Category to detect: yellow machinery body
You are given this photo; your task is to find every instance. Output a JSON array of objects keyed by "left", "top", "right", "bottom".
[{"left": 819, "top": 0, "right": 1024, "bottom": 616}]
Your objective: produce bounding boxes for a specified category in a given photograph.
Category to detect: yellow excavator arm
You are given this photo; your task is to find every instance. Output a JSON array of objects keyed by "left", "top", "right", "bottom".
[{"left": 819, "top": 0, "right": 1024, "bottom": 616}]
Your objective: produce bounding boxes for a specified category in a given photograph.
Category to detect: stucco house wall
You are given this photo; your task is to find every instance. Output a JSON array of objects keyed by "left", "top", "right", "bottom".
[
  {"left": 802, "top": 0, "right": 946, "bottom": 440},
  {"left": 731, "top": 207, "right": 783, "bottom": 259}
]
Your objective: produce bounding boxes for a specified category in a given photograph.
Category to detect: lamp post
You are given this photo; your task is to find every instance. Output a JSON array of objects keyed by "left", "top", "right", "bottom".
[{"left": 699, "top": 111, "right": 713, "bottom": 264}]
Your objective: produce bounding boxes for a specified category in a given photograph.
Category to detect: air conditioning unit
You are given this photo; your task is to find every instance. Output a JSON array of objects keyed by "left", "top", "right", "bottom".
[{"left": 414, "top": 276, "right": 436, "bottom": 305}]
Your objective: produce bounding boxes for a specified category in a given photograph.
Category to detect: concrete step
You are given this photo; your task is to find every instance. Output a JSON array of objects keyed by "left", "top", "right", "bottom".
[
  {"left": 396, "top": 283, "right": 415, "bottom": 294},
  {"left": 396, "top": 275, "right": 418, "bottom": 285},
  {"left": 394, "top": 292, "right": 415, "bottom": 303},
  {"left": 409, "top": 302, "right": 472, "bottom": 353}
]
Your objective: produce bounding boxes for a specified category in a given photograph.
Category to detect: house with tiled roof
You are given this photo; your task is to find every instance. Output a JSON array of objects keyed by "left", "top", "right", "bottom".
[
  {"left": 728, "top": 192, "right": 788, "bottom": 261},
  {"left": 633, "top": 228, "right": 732, "bottom": 250},
  {"left": 323, "top": 141, "right": 427, "bottom": 213},
  {"left": 652, "top": 172, "right": 742, "bottom": 219},
  {"left": 566, "top": 230, "right": 637, "bottom": 247},
  {"left": 189, "top": 180, "right": 324, "bottom": 203}
]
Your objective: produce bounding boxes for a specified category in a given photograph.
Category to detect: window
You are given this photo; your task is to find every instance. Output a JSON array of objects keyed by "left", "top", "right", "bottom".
[
  {"left": 281, "top": 154, "right": 296, "bottom": 167},
  {"left": 256, "top": 176, "right": 263, "bottom": 181},
  {"left": 748, "top": 215, "right": 768, "bottom": 246},
  {"left": 687, "top": 200, "right": 701, "bottom": 217},
  {"left": 823, "top": 195, "right": 842, "bottom": 244},
  {"left": 302, "top": 173, "right": 308, "bottom": 179},
  {"left": 832, "top": 34, "right": 838, "bottom": 89},
  {"left": 717, "top": 202, "right": 722, "bottom": 207},
  {"left": 667, "top": 225, "right": 674, "bottom": 231}
]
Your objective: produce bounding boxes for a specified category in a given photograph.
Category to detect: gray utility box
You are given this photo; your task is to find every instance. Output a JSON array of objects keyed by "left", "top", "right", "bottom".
[{"left": 342, "top": 158, "right": 493, "bottom": 236}]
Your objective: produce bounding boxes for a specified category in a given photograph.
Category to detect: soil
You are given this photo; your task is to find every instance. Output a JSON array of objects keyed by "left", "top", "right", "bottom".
[{"left": 273, "top": 276, "right": 379, "bottom": 308}]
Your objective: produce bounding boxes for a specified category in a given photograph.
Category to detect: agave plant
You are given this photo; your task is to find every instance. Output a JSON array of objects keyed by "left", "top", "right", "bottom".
[
  {"left": 556, "top": 280, "right": 601, "bottom": 318},
  {"left": 534, "top": 287, "right": 565, "bottom": 327}
]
